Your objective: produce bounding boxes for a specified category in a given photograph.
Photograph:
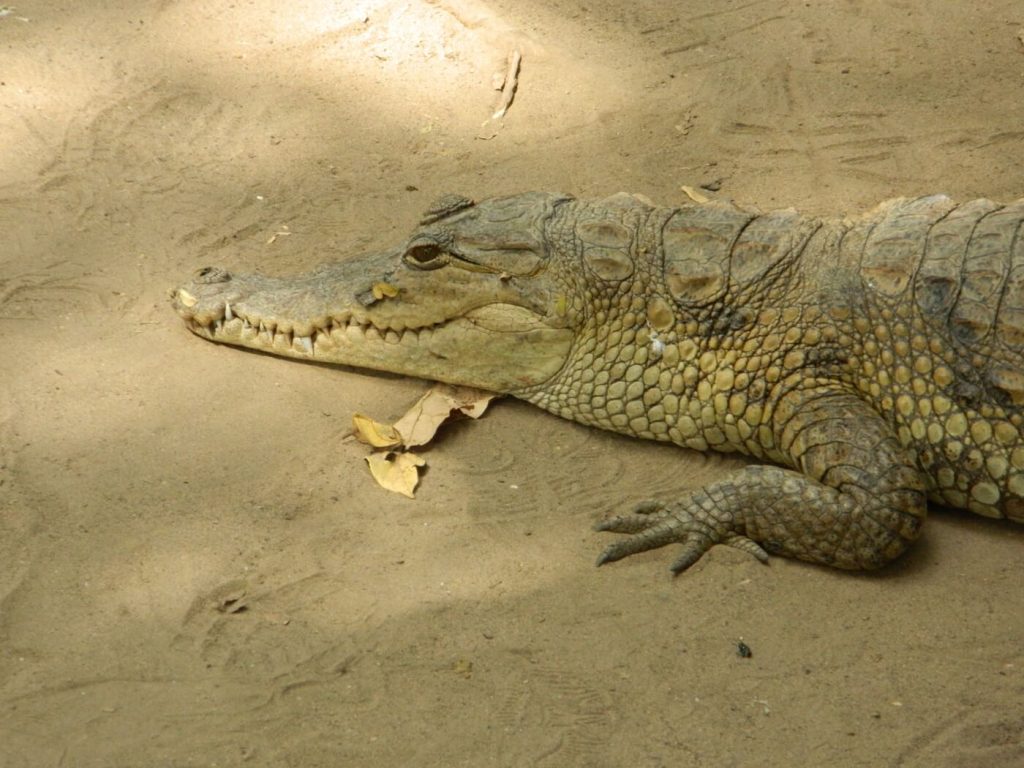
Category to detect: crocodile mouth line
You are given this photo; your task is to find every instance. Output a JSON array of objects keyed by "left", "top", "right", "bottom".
[{"left": 186, "top": 305, "right": 446, "bottom": 359}]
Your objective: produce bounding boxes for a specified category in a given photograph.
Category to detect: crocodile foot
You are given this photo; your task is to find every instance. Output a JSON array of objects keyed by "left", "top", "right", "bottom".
[{"left": 595, "top": 498, "right": 769, "bottom": 574}]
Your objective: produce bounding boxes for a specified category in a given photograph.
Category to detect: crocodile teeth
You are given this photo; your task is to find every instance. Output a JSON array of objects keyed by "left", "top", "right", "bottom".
[
  {"left": 224, "top": 302, "right": 234, "bottom": 321},
  {"left": 213, "top": 318, "right": 224, "bottom": 333},
  {"left": 296, "top": 335, "right": 313, "bottom": 355}
]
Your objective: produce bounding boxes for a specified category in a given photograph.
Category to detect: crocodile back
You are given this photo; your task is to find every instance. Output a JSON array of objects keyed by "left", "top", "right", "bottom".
[{"left": 657, "top": 201, "right": 827, "bottom": 310}]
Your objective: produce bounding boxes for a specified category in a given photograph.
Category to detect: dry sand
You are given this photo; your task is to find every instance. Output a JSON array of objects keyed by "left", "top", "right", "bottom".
[{"left": 2, "top": 1, "right": 1023, "bottom": 765}]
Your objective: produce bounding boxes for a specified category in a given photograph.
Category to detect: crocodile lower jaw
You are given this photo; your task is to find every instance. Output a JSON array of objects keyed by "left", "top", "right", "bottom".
[{"left": 183, "top": 302, "right": 575, "bottom": 392}]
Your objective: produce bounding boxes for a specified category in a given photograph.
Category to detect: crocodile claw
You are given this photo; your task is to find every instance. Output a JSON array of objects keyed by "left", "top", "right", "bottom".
[{"left": 595, "top": 498, "right": 769, "bottom": 574}]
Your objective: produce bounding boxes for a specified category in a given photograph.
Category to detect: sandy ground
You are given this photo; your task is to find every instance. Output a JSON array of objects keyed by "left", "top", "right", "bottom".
[{"left": 2, "top": 1, "right": 1024, "bottom": 766}]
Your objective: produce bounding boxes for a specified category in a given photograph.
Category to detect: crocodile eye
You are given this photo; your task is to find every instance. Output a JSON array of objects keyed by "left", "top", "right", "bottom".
[{"left": 404, "top": 242, "right": 449, "bottom": 270}]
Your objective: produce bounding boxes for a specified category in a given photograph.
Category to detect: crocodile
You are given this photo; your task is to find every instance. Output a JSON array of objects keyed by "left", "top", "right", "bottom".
[{"left": 172, "top": 191, "right": 1024, "bottom": 573}]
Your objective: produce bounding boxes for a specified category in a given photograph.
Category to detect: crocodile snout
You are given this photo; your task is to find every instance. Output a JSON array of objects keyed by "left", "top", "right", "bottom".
[{"left": 171, "top": 266, "right": 234, "bottom": 320}]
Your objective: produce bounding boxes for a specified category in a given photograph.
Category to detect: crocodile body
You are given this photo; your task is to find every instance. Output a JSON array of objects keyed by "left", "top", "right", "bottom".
[{"left": 172, "top": 192, "right": 1024, "bottom": 572}]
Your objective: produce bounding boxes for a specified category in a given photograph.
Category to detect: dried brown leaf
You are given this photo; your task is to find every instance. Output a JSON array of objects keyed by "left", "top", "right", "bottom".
[
  {"left": 393, "top": 384, "right": 498, "bottom": 448},
  {"left": 365, "top": 451, "right": 426, "bottom": 498}
]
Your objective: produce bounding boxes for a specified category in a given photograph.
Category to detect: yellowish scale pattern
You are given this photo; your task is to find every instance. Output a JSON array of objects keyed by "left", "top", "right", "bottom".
[{"left": 527, "top": 194, "right": 1024, "bottom": 571}]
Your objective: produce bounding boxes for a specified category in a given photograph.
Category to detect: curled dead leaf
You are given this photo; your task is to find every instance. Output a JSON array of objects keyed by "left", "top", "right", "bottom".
[
  {"left": 680, "top": 185, "right": 711, "bottom": 204},
  {"left": 372, "top": 282, "right": 399, "bottom": 300},
  {"left": 352, "top": 413, "right": 403, "bottom": 448}
]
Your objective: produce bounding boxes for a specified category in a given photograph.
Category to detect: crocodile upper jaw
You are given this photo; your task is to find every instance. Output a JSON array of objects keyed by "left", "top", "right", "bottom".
[{"left": 171, "top": 261, "right": 575, "bottom": 393}]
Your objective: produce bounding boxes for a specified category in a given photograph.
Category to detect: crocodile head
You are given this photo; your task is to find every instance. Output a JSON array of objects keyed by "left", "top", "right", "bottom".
[{"left": 171, "top": 193, "right": 579, "bottom": 393}]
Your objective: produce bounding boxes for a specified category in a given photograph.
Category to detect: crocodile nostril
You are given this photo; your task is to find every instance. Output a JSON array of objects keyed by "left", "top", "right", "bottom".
[{"left": 195, "top": 266, "right": 231, "bottom": 284}]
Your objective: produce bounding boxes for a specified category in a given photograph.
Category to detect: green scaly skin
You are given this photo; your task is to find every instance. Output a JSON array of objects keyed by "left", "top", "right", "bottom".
[{"left": 172, "top": 191, "right": 1024, "bottom": 573}]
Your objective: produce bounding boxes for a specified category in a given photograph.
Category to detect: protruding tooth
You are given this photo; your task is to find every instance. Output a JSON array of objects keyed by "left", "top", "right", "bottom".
[
  {"left": 177, "top": 289, "right": 198, "bottom": 308},
  {"left": 297, "top": 335, "right": 313, "bottom": 355},
  {"left": 224, "top": 302, "right": 234, "bottom": 321},
  {"left": 384, "top": 329, "right": 401, "bottom": 344},
  {"left": 258, "top": 327, "right": 273, "bottom": 345},
  {"left": 213, "top": 318, "right": 224, "bottom": 333}
]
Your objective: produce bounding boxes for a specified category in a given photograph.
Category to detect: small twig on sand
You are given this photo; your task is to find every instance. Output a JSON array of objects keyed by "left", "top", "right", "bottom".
[
  {"left": 476, "top": 47, "right": 522, "bottom": 139},
  {"left": 491, "top": 48, "right": 522, "bottom": 120}
]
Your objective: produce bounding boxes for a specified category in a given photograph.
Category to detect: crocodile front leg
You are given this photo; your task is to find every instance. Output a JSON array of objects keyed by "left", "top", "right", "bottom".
[{"left": 596, "top": 389, "right": 928, "bottom": 572}]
